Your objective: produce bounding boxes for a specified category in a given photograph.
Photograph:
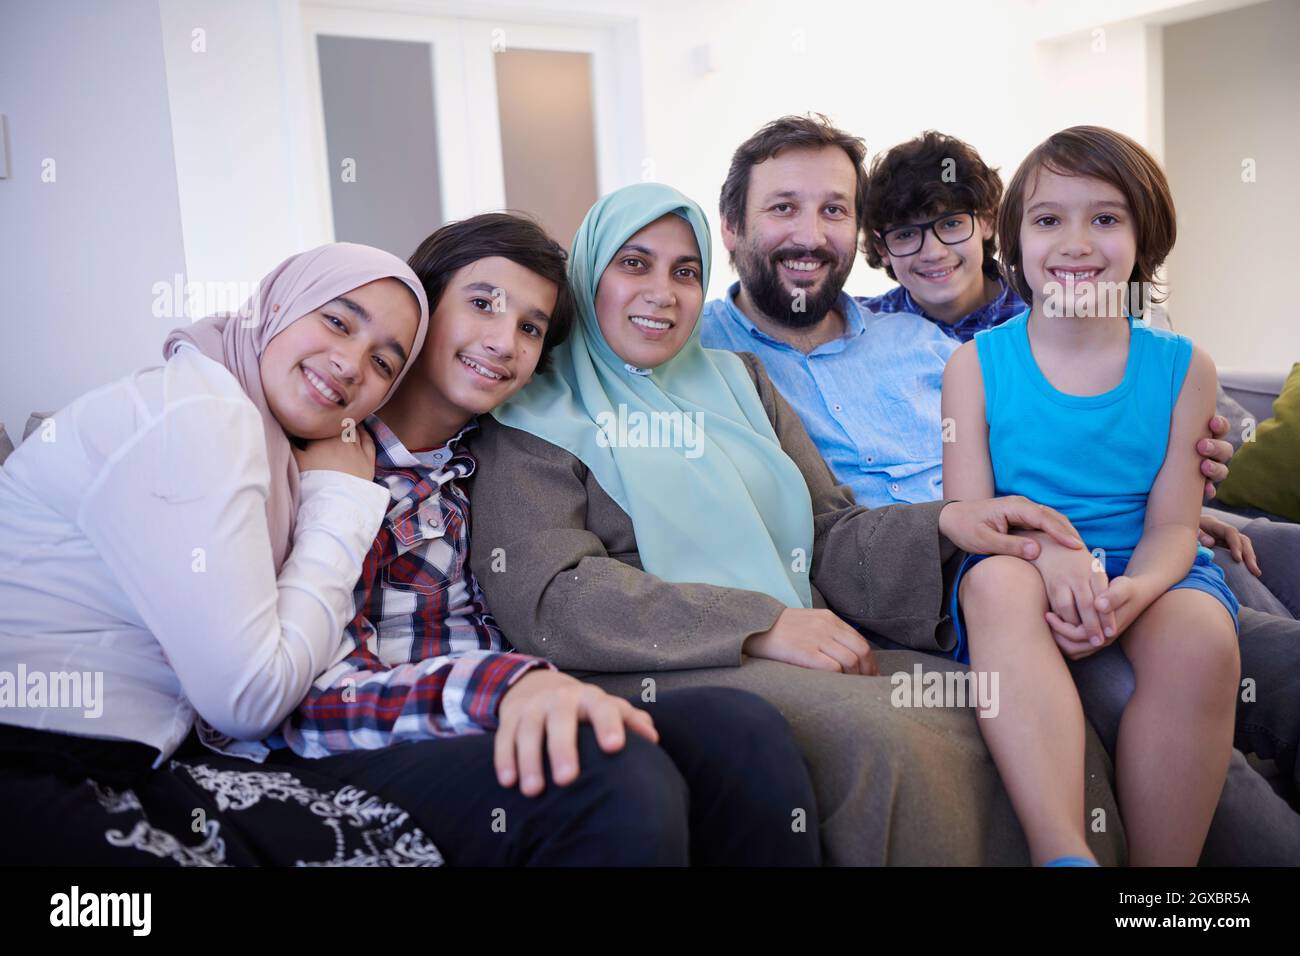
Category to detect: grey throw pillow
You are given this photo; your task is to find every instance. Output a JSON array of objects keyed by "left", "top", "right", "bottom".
[
  {"left": 23, "top": 412, "right": 53, "bottom": 442},
  {"left": 1215, "top": 386, "right": 1253, "bottom": 452},
  {"left": 1147, "top": 304, "right": 1248, "bottom": 449}
]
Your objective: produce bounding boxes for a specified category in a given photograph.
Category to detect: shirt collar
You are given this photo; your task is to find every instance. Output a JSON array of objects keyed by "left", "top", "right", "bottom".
[
  {"left": 722, "top": 281, "right": 866, "bottom": 349},
  {"left": 896, "top": 275, "right": 1016, "bottom": 339},
  {"left": 366, "top": 414, "right": 478, "bottom": 472}
]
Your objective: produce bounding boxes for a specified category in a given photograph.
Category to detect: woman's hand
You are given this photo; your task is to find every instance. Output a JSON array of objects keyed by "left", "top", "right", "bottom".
[
  {"left": 494, "top": 670, "right": 658, "bottom": 797},
  {"left": 291, "top": 427, "right": 378, "bottom": 482},
  {"left": 743, "top": 608, "right": 878, "bottom": 675},
  {"left": 1198, "top": 512, "right": 1262, "bottom": 576},
  {"left": 1022, "top": 533, "right": 1118, "bottom": 659},
  {"left": 940, "top": 496, "right": 1085, "bottom": 559}
]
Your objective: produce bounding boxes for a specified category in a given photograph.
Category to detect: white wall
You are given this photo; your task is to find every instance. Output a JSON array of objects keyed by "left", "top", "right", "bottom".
[
  {"left": 1163, "top": 0, "right": 1300, "bottom": 373},
  {"left": 7, "top": 0, "right": 1290, "bottom": 428},
  {"left": 0, "top": 0, "right": 187, "bottom": 437},
  {"left": 624, "top": 0, "right": 1182, "bottom": 302},
  {"left": 159, "top": 0, "right": 325, "bottom": 307}
]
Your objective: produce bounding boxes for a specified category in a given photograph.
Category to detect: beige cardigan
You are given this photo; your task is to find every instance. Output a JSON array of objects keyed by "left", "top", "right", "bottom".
[
  {"left": 467, "top": 352, "right": 961, "bottom": 673},
  {"left": 466, "top": 351, "right": 1127, "bottom": 866}
]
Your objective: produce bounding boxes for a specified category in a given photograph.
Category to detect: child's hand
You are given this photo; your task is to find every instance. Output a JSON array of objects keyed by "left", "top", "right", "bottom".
[
  {"left": 1024, "top": 534, "right": 1117, "bottom": 658},
  {"left": 1045, "top": 575, "right": 1150, "bottom": 659},
  {"left": 495, "top": 670, "right": 658, "bottom": 796}
]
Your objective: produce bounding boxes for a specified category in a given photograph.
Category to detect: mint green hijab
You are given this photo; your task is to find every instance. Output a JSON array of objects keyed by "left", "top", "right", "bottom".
[{"left": 491, "top": 183, "right": 813, "bottom": 608}]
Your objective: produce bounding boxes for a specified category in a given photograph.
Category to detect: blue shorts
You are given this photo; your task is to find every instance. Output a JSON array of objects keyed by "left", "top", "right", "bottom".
[{"left": 948, "top": 547, "right": 1240, "bottom": 665}]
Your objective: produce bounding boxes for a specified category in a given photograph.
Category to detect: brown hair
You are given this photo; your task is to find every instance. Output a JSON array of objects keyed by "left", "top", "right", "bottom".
[
  {"left": 407, "top": 212, "right": 574, "bottom": 372},
  {"left": 718, "top": 114, "right": 868, "bottom": 263},
  {"left": 863, "top": 131, "right": 1003, "bottom": 280},
  {"left": 997, "top": 125, "right": 1176, "bottom": 305}
]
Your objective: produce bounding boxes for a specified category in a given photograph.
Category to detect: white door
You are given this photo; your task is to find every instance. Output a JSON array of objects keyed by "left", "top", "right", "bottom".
[{"left": 300, "top": 3, "right": 643, "bottom": 255}]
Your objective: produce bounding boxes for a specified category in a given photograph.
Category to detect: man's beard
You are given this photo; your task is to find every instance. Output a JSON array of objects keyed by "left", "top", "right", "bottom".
[{"left": 736, "top": 241, "right": 852, "bottom": 329}]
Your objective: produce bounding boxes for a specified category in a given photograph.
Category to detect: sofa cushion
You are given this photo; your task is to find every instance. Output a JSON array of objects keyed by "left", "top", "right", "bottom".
[
  {"left": 1214, "top": 385, "right": 1253, "bottom": 451},
  {"left": 1215, "top": 362, "right": 1300, "bottom": 522}
]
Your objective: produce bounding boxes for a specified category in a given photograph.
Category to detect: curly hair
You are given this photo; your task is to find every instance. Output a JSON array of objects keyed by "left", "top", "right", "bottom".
[{"left": 863, "top": 131, "right": 1003, "bottom": 280}]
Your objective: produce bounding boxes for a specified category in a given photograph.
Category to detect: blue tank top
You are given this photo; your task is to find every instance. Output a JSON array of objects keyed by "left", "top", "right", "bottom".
[{"left": 974, "top": 309, "right": 1195, "bottom": 563}]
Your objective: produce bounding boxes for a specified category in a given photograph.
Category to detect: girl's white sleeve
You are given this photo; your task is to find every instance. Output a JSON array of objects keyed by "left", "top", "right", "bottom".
[{"left": 77, "top": 392, "right": 390, "bottom": 740}]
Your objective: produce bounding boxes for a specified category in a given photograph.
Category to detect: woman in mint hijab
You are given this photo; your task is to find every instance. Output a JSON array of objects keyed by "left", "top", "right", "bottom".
[
  {"left": 492, "top": 183, "right": 815, "bottom": 609},
  {"left": 469, "top": 183, "right": 1115, "bottom": 865}
]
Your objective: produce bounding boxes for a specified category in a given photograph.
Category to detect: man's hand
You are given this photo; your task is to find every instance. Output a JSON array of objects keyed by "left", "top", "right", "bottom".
[
  {"left": 743, "top": 608, "right": 878, "bottom": 675},
  {"left": 940, "top": 496, "right": 1084, "bottom": 560},
  {"left": 1198, "top": 512, "right": 1262, "bottom": 576},
  {"left": 1020, "top": 533, "right": 1117, "bottom": 656},
  {"left": 1198, "top": 415, "right": 1234, "bottom": 499},
  {"left": 494, "top": 670, "right": 658, "bottom": 797}
]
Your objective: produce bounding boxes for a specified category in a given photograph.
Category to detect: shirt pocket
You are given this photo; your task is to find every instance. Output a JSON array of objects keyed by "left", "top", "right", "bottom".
[{"left": 380, "top": 534, "right": 456, "bottom": 598}]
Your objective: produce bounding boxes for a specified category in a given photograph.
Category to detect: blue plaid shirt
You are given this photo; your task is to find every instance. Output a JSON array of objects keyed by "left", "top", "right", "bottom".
[
  {"left": 859, "top": 276, "right": 1026, "bottom": 343},
  {"left": 699, "top": 283, "right": 957, "bottom": 509}
]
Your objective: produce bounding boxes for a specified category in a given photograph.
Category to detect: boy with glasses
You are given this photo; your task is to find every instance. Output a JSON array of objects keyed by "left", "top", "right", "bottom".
[{"left": 860, "top": 130, "right": 1024, "bottom": 341}]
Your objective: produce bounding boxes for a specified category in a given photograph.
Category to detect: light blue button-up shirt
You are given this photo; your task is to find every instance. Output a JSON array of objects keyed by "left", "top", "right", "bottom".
[{"left": 700, "top": 282, "right": 958, "bottom": 509}]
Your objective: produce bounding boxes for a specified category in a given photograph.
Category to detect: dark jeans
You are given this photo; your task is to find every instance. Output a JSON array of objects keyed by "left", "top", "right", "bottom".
[
  {"left": 273, "top": 685, "right": 821, "bottom": 866},
  {"left": 0, "top": 687, "right": 819, "bottom": 866}
]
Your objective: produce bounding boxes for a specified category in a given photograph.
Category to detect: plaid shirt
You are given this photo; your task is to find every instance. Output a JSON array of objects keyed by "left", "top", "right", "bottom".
[
  {"left": 202, "top": 415, "right": 552, "bottom": 761},
  {"left": 859, "top": 276, "right": 1026, "bottom": 343},
  {"left": 284, "top": 415, "right": 553, "bottom": 755}
]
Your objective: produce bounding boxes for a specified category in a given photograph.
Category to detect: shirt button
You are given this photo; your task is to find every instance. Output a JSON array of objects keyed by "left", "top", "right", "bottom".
[
  {"left": 833, "top": 404, "right": 842, "bottom": 412},
  {"left": 891, "top": 483, "right": 900, "bottom": 492},
  {"left": 866, "top": 456, "right": 874, "bottom": 463}
]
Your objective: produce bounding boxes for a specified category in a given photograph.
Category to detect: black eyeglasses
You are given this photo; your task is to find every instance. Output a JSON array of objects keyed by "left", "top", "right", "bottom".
[{"left": 878, "top": 211, "right": 976, "bottom": 257}]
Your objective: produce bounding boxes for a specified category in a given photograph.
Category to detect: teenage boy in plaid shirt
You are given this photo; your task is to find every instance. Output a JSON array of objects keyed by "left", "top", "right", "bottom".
[{"left": 258, "top": 214, "right": 820, "bottom": 866}]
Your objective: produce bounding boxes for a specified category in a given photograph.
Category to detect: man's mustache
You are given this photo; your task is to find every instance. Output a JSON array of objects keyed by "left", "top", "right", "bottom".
[{"left": 768, "top": 247, "right": 837, "bottom": 266}]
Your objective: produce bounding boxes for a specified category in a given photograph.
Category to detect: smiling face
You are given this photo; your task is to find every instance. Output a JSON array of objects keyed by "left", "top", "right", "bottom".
[
  {"left": 877, "top": 210, "right": 994, "bottom": 321},
  {"left": 413, "top": 255, "right": 558, "bottom": 422},
  {"left": 1018, "top": 167, "right": 1137, "bottom": 319},
  {"left": 722, "top": 145, "right": 858, "bottom": 328},
  {"left": 593, "top": 214, "right": 704, "bottom": 368},
  {"left": 259, "top": 277, "right": 420, "bottom": 440}
]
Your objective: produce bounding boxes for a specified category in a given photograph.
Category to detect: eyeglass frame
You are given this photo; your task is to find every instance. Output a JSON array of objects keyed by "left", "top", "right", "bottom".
[{"left": 876, "top": 210, "right": 977, "bottom": 258}]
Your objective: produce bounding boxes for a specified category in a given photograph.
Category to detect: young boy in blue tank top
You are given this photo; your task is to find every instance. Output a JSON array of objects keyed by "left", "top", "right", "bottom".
[{"left": 942, "top": 126, "right": 1240, "bottom": 867}]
